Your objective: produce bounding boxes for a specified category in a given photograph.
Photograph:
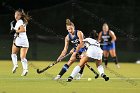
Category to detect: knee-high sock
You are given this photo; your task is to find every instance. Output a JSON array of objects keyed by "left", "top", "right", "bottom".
[
  {"left": 21, "top": 58, "right": 28, "bottom": 70},
  {"left": 104, "top": 57, "right": 108, "bottom": 66},
  {"left": 11, "top": 54, "right": 18, "bottom": 66},
  {"left": 58, "top": 64, "right": 69, "bottom": 76},
  {"left": 78, "top": 65, "right": 85, "bottom": 74},
  {"left": 97, "top": 65, "right": 104, "bottom": 76},
  {"left": 70, "top": 65, "right": 81, "bottom": 78},
  {"left": 112, "top": 57, "right": 118, "bottom": 64}
]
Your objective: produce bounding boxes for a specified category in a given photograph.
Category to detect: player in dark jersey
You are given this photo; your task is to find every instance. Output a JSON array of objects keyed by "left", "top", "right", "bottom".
[
  {"left": 54, "top": 19, "right": 86, "bottom": 80},
  {"left": 98, "top": 23, "right": 120, "bottom": 68}
]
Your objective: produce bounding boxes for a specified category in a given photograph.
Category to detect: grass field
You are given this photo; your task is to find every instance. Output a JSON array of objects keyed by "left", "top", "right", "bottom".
[{"left": 0, "top": 61, "right": 140, "bottom": 93}]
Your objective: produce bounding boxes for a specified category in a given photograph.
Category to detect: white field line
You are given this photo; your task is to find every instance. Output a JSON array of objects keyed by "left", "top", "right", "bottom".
[{"left": 0, "top": 77, "right": 140, "bottom": 80}]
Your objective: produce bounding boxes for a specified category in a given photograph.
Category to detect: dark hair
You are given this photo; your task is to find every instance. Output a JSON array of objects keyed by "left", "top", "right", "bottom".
[
  {"left": 66, "top": 19, "right": 74, "bottom": 27},
  {"left": 89, "top": 30, "right": 98, "bottom": 39},
  {"left": 15, "top": 9, "right": 31, "bottom": 24}
]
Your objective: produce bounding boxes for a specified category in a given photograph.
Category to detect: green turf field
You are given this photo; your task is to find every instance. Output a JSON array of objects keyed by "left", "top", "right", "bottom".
[{"left": 0, "top": 61, "right": 140, "bottom": 93}]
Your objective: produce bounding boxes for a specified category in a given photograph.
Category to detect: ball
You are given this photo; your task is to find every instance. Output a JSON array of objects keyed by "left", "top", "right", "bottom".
[{"left": 87, "top": 78, "right": 92, "bottom": 81}]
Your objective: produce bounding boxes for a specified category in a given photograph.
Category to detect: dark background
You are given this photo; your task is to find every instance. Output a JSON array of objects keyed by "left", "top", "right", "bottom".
[{"left": 0, "top": 0, "right": 140, "bottom": 62}]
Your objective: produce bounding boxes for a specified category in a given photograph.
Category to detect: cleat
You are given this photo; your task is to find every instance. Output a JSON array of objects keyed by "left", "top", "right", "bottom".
[
  {"left": 67, "top": 76, "right": 73, "bottom": 82},
  {"left": 104, "top": 76, "right": 109, "bottom": 81},
  {"left": 116, "top": 64, "right": 120, "bottom": 68},
  {"left": 12, "top": 65, "right": 18, "bottom": 73},
  {"left": 75, "top": 73, "right": 83, "bottom": 80},
  {"left": 105, "top": 65, "right": 108, "bottom": 68},
  {"left": 54, "top": 75, "right": 61, "bottom": 80},
  {"left": 101, "top": 73, "right": 109, "bottom": 81},
  {"left": 21, "top": 70, "right": 28, "bottom": 76}
]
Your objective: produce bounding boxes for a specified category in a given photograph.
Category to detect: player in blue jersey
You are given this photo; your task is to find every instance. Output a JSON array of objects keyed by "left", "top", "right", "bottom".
[
  {"left": 54, "top": 19, "right": 86, "bottom": 80},
  {"left": 98, "top": 23, "right": 120, "bottom": 68}
]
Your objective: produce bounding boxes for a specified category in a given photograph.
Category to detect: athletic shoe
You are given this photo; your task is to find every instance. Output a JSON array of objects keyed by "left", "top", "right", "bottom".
[
  {"left": 75, "top": 73, "right": 83, "bottom": 80},
  {"left": 12, "top": 65, "right": 18, "bottom": 73},
  {"left": 54, "top": 75, "right": 61, "bottom": 80},
  {"left": 105, "top": 65, "right": 108, "bottom": 68},
  {"left": 67, "top": 76, "right": 73, "bottom": 82},
  {"left": 116, "top": 64, "right": 120, "bottom": 68},
  {"left": 21, "top": 69, "right": 28, "bottom": 76},
  {"left": 101, "top": 73, "right": 109, "bottom": 81}
]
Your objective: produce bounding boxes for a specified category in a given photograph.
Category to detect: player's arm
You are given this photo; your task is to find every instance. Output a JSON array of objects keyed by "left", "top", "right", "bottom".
[
  {"left": 75, "top": 31, "right": 84, "bottom": 53},
  {"left": 57, "top": 35, "right": 69, "bottom": 62},
  {"left": 98, "top": 31, "right": 102, "bottom": 43},
  {"left": 109, "top": 31, "right": 116, "bottom": 43},
  {"left": 14, "top": 20, "right": 26, "bottom": 33},
  {"left": 16, "top": 25, "right": 26, "bottom": 33}
]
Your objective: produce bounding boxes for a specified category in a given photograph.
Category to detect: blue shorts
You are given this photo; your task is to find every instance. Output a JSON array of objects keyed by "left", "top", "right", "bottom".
[
  {"left": 74, "top": 47, "right": 87, "bottom": 55},
  {"left": 102, "top": 42, "right": 115, "bottom": 51}
]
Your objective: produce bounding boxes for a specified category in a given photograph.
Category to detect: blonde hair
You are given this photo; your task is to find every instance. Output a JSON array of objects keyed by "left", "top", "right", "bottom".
[
  {"left": 103, "top": 23, "right": 108, "bottom": 26},
  {"left": 15, "top": 9, "right": 31, "bottom": 24},
  {"left": 66, "top": 19, "right": 74, "bottom": 27}
]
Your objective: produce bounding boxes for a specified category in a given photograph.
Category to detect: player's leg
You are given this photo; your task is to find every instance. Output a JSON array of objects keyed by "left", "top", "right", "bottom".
[
  {"left": 103, "top": 50, "right": 109, "bottom": 68},
  {"left": 96, "top": 59, "right": 109, "bottom": 81},
  {"left": 75, "top": 51, "right": 86, "bottom": 80},
  {"left": 67, "top": 56, "right": 88, "bottom": 82},
  {"left": 11, "top": 44, "right": 20, "bottom": 73},
  {"left": 75, "top": 65, "right": 85, "bottom": 80},
  {"left": 20, "top": 47, "right": 29, "bottom": 76},
  {"left": 54, "top": 53, "right": 76, "bottom": 80},
  {"left": 109, "top": 49, "right": 120, "bottom": 68}
]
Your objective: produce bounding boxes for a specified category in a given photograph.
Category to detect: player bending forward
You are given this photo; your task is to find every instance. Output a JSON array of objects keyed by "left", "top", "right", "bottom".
[
  {"left": 54, "top": 19, "right": 86, "bottom": 80},
  {"left": 67, "top": 30, "right": 109, "bottom": 82}
]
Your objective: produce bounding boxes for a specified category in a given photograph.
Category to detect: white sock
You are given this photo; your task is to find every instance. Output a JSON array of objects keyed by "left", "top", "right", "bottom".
[
  {"left": 21, "top": 58, "right": 28, "bottom": 70},
  {"left": 70, "top": 65, "right": 81, "bottom": 78},
  {"left": 97, "top": 65, "right": 104, "bottom": 76},
  {"left": 11, "top": 54, "right": 18, "bottom": 66}
]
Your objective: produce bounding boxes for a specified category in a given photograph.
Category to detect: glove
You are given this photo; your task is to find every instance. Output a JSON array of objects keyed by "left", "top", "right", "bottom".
[
  {"left": 10, "top": 20, "right": 16, "bottom": 36},
  {"left": 76, "top": 53, "right": 80, "bottom": 59},
  {"left": 10, "top": 20, "right": 15, "bottom": 30},
  {"left": 57, "top": 56, "right": 63, "bottom": 62}
]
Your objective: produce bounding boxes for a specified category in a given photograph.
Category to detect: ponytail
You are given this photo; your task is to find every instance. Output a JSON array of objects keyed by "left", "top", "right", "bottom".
[
  {"left": 15, "top": 9, "right": 31, "bottom": 24},
  {"left": 66, "top": 19, "right": 74, "bottom": 27}
]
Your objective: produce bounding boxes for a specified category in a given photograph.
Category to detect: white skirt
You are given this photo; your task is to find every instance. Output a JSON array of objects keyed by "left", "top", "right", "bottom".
[
  {"left": 14, "top": 36, "right": 29, "bottom": 48},
  {"left": 86, "top": 45, "right": 103, "bottom": 60}
]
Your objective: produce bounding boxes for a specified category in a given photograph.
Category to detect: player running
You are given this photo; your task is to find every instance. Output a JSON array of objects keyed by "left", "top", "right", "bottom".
[
  {"left": 98, "top": 23, "right": 120, "bottom": 68},
  {"left": 67, "top": 30, "right": 109, "bottom": 82},
  {"left": 54, "top": 19, "right": 86, "bottom": 80},
  {"left": 10, "top": 9, "right": 30, "bottom": 76}
]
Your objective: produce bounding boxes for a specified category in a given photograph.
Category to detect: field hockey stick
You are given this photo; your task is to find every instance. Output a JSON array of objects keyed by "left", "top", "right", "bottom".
[
  {"left": 36, "top": 52, "right": 71, "bottom": 74},
  {"left": 86, "top": 64, "right": 99, "bottom": 79}
]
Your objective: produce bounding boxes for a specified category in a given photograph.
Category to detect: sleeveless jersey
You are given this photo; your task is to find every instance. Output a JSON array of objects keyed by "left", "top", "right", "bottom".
[
  {"left": 101, "top": 30, "right": 112, "bottom": 43},
  {"left": 68, "top": 30, "right": 80, "bottom": 48}
]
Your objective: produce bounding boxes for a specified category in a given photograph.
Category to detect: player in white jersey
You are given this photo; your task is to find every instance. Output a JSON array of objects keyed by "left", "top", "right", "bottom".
[
  {"left": 10, "top": 9, "right": 31, "bottom": 76},
  {"left": 67, "top": 30, "right": 109, "bottom": 82}
]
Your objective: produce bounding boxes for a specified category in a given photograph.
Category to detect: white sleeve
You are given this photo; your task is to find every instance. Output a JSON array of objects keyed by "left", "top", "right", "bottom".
[
  {"left": 14, "top": 20, "right": 24, "bottom": 30},
  {"left": 83, "top": 38, "right": 88, "bottom": 42}
]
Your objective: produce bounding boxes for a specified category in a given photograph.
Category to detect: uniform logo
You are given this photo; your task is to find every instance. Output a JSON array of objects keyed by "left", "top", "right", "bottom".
[
  {"left": 71, "top": 39, "right": 80, "bottom": 46},
  {"left": 102, "top": 36, "right": 110, "bottom": 42}
]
